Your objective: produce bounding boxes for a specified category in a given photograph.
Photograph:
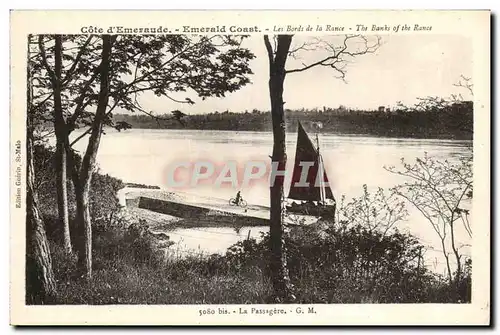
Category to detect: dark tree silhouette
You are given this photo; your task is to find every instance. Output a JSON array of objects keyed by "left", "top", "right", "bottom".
[
  {"left": 26, "top": 35, "right": 57, "bottom": 303},
  {"left": 263, "top": 34, "right": 381, "bottom": 302},
  {"left": 171, "top": 110, "right": 187, "bottom": 126},
  {"left": 31, "top": 34, "right": 255, "bottom": 279}
]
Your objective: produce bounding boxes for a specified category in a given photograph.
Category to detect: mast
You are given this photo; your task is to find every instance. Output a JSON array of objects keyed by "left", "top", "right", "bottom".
[{"left": 316, "top": 133, "right": 326, "bottom": 204}]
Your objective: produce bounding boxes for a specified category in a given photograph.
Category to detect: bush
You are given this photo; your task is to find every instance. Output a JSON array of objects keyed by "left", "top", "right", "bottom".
[
  {"left": 34, "top": 144, "right": 470, "bottom": 304},
  {"left": 223, "top": 223, "right": 469, "bottom": 303},
  {"left": 52, "top": 220, "right": 271, "bottom": 305},
  {"left": 34, "top": 144, "right": 124, "bottom": 241},
  {"left": 49, "top": 216, "right": 470, "bottom": 304}
]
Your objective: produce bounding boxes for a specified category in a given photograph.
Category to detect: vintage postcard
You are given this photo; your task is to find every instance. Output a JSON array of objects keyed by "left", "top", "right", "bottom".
[{"left": 10, "top": 10, "right": 490, "bottom": 325}]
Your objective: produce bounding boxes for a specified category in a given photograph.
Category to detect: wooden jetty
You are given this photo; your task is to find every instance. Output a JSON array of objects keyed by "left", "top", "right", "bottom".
[{"left": 118, "top": 187, "right": 319, "bottom": 226}]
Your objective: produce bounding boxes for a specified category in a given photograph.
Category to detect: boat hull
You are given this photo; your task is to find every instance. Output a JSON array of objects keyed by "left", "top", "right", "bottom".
[{"left": 286, "top": 202, "right": 336, "bottom": 219}]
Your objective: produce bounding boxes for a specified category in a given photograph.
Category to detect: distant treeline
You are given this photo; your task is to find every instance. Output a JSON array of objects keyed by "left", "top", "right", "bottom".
[
  {"left": 125, "top": 183, "right": 160, "bottom": 189},
  {"left": 113, "top": 101, "right": 473, "bottom": 140}
]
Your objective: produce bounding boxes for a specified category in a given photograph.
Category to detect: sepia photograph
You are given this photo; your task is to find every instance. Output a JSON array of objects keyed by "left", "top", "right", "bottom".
[{"left": 10, "top": 10, "right": 490, "bottom": 325}]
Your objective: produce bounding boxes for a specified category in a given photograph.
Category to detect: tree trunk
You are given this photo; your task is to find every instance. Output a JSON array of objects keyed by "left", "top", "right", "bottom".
[
  {"left": 264, "top": 35, "right": 295, "bottom": 302},
  {"left": 26, "top": 136, "right": 57, "bottom": 304},
  {"left": 55, "top": 142, "right": 71, "bottom": 252},
  {"left": 439, "top": 237, "right": 453, "bottom": 285},
  {"left": 26, "top": 34, "right": 57, "bottom": 303},
  {"left": 75, "top": 182, "right": 92, "bottom": 278},
  {"left": 74, "top": 35, "right": 114, "bottom": 279},
  {"left": 52, "top": 36, "right": 72, "bottom": 254},
  {"left": 449, "top": 219, "right": 462, "bottom": 298},
  {"left": 66, "top": 144, "right": 81, "bottom": 249}
]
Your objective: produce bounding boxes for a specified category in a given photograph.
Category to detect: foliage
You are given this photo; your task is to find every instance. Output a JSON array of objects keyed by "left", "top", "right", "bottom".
[
  {"left": 50, "top": 223, "right": 270, "bottom": 305},
  {"left": 31, "top": 34, "right": 255, "bottom": 138},
  {"left": 386, "top": 153, "right": 473, "bottom": 284},
  {"left": 335, "top": 184, "right": 408, "bottom": 236},
  {"left": 86, "top": 170, "right": 123, "bottom": 226},
  {"left": 48, "top": 219, "right": 470, "bottom": 304},
  {"left": 224, "top": 224, "right": 465, "bottom": 303},
  {"left": 34, "top": 144, "right": 124, "bottom": 238}
]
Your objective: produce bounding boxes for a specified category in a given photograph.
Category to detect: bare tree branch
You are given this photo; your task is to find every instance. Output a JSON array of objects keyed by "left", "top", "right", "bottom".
[
  {"left": 263, "top": 35, "right": 274, "bottom": 65},
  {"left": 453, "top": 74, "right": 474, "bottom": 97},
  {"left": 61, "top": 36, "right": 94, "bottom": 85},
  {"left": 285, "top": 35, "right": 381, "bottom": 75},
  {"left": 38, "top": 35, "right": 56, "bottom": 83},
  {"left": 385, "top": 153, "right": 472, "bottom": 283}
]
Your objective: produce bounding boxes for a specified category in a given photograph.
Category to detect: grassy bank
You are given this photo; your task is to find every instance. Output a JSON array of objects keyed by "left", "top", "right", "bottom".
[
  {"left": 51, "top": 230, "right": 272, "bottom": 304},
  {"left": 49, "top": 222, "right": 470, "bottom": 304}
]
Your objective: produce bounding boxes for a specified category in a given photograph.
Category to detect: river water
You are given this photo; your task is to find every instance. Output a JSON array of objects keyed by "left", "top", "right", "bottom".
[{"left": 70, "top": 129, "right": 472, "bottom": 273}]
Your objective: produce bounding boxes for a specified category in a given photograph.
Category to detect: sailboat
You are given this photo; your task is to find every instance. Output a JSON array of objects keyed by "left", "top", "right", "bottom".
[{"left": 286, "top": 121, "right": 336, "bottom": 219}]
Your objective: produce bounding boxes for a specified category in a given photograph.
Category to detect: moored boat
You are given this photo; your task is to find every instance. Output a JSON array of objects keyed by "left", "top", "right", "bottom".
[{"left": 286, "top": 122, "right": 336, "bottom": 220}]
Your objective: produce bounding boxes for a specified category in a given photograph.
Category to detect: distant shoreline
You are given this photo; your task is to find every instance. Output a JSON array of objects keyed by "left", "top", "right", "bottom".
[
  {"left": 110, "top": 127, "right": 473, "bottom": 141},
  {"left": 124, "top": 182, "right": 161, "bottom": 190},
  {"left": 112, "top": 102, "right": 474, "bottom": 141}
]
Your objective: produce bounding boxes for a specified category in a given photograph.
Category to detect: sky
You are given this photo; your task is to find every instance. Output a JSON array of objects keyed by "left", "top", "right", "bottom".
[{"left": 131, "top": 34, "right": 473, "bottom": 115}]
